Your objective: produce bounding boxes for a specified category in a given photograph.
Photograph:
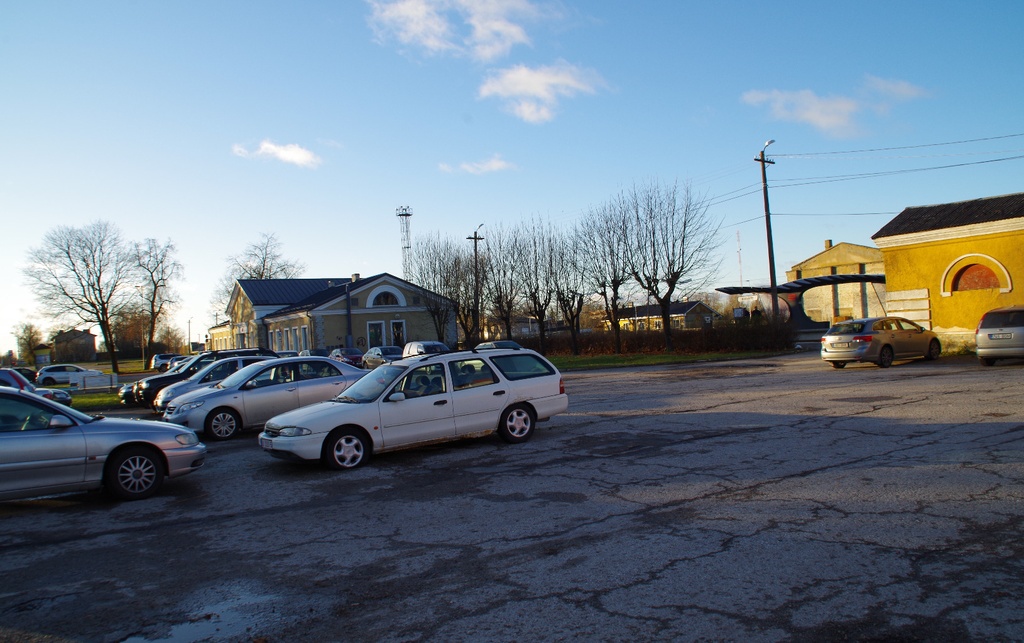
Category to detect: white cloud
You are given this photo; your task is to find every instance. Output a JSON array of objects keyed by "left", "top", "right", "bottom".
[
  {"left": 742, "top": 89, "right": 860, "bottom": 137},
  {"left": 439, "top": 153, "right": 516, "bottom": 174},
  {"left": 367, "top": 0, "right": 458, "bottom": 57},
  {"left": 232, "top": 140, "right": 322, "bottom": 168},
  {"left": 742, "top": 76, "right": 928, "bottom": 137},
  {"left": 863, "top": 74, "right": 928, "bottom": 101},
  {"left": 479, "top": 60, "right": 603, "bottom": 123},
  {"left": 367, "top": 0, "right": 538, "bottom": 61}
]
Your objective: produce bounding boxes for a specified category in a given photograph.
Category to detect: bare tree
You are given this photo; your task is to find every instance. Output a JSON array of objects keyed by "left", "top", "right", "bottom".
[
  {"left": 622, "top": 180, "right": 721, "bottom": 351},
  {"left": 211, "top": 233, "right": 306, "bottom": 316},
  {"left": 14, "top": 323, "right": 45, "bottom": 366},
  {"left": 482, "top": 224, "right": 522, "bottom": 340},
  {"left": 520, "top": 217, "right": 556, "bottom": 354},
  {"left": 23, "top": 221, "right": 137, "bottom": 373},
  {"left": 581, "top": 200, "right": 632, "bottom": 353},
  {"left": 134, "top": 238, "right": 182, "bottom": 358},
  {"left": 552, "top": 223, "right": 590, "bottom": 356},
  {"left": 407, "top": 232, "right": 461, "bottom": 344}
]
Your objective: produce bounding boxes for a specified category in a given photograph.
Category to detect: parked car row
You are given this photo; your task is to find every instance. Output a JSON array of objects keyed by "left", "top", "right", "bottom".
[
  {"left": 1, "top": 347, "right": 568, "bottom": 504},
  {"left": 0, "top": 368, "right": 74, "bottom": 406},
  {"left": 820, "top": 305, "right": 1024, "bottom": 369}
]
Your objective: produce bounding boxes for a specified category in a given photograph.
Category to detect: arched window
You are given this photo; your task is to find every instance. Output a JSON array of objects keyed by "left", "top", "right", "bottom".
[
  {"left": 373, "top": 292, "right": 399, "bottom": 306},
  {"left": 952, "top": 264, "right": 1000, "bottom": 291}
]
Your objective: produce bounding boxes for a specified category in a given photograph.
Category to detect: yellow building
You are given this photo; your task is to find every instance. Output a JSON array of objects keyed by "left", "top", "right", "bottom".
[
  {"left": 872, "top": 192, "right": 1024, "bottom": 348},
  {"left": 785, "top": 240, "right": 886, "bottom": 323}
]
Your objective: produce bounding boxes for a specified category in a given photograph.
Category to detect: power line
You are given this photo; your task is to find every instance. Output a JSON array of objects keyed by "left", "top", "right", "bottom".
[
  {"left": 774, "top": 132, "right": 1024, "bottom": 157},
  {"left": 771, "top": 154, "right": 1024, "bottom": 188}
]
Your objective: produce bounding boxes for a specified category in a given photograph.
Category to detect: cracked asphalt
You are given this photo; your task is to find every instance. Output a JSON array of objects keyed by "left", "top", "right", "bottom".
[{"left": 1, "top": 352, "right": 1022, "bottom": 642}]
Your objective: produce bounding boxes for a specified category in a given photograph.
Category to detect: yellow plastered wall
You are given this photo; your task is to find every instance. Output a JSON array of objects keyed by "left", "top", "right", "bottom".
[{"left": 878, "top": 228, "right": 1022, "bottom": 345}]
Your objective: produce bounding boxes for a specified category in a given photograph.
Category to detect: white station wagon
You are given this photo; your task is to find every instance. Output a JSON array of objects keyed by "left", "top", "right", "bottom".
[{"left": 258, "top": 348, "right": 569, "bottom": 470}]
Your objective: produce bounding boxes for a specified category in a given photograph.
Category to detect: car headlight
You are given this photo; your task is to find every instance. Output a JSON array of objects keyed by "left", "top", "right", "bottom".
[
  {"left": 140, "top": 381, "right": 150, "bottom": 389},
  {"left": 176, "top": 432, "right": 200, "bottom": 446},
  {"left": 277, "top": 426, "right": 312, "bottom": 437},
  {"left": 179, "top": 400, "right": 205, "bottom": 412}
]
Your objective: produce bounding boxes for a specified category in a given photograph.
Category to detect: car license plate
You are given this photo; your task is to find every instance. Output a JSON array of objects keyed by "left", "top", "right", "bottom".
[
  {"left": 831, "top": 342, "right": 850, "bottom": 348},
  {"left": 259, "top": 437, "right": 273, "bottom": 449},
  {"left": 989, "top": 333, "right": 1012, "bottom": 340}
]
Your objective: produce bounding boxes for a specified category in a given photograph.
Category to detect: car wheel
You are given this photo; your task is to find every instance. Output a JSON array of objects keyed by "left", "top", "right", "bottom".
[
  {"left": 925, "top": 339, "right": 941, "bottom": 360},
  {"left": 979, "top": 357, "right": 996, "bottom": 367},
  {"left": 497, "top": 404, "right": 535, "bottom": 443},
  {"left": 877, "top": 345, "right": 894, "bottom": 368},
  {"left": 41, "top": 377, "right": 56, "bottom": 386},
  {"left": 205, "top": 408, "right": 241, "bottom": 441},
  {"left": 105, "top": 446, "right": 165, "bottom": 501},
  {"left": 830, "top": 361, "right": 846, "bottom": 369},
  {"left": 321, "top": 427, "right": 370, "bottom": 470}
]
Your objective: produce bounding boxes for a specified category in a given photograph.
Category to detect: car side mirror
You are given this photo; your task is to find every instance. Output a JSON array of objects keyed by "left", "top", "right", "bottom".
[
  {"left": 241, "top": 380, "right": 256, "bottom": 390},
  {"left": 49, "top": 415, "right": 75, "bottom": 429},
  {"left": 387, "top": 391, "right": 406, "bottom": 402}
]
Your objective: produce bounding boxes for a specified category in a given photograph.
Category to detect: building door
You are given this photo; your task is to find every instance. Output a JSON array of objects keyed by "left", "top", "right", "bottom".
[
  {"left": 368, "top": 322, "right": 383, "bottom": 348},
  {"left": 391, "top": 320, "right": 406, "bottom": 347}
]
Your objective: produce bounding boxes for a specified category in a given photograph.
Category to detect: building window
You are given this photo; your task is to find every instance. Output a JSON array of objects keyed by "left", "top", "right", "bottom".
[
  {"left": 373, "top": 292, "right": 399, "bottom": 306},
  {"left": 953, "top": 264, "right": 999, "bottom": 291},
  {"left": 301, "top": 326, "right": 309, "bottom": 351}
]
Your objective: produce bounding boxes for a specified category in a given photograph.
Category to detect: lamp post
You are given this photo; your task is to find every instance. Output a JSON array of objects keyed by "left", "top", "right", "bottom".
[
  {"left": 467, "top": 224, "right": 484, "bottom": 345},
  {"left": 756, "top": 139, "right": 779, "bottom": 319},
  {"left": 187, "top": 318, "right": 192, "bottom": 354}
]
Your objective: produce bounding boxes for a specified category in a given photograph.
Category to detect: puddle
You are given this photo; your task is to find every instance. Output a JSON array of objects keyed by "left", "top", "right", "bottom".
[{"left": 122, "top": 587, "right": 277, "bottom": 642}]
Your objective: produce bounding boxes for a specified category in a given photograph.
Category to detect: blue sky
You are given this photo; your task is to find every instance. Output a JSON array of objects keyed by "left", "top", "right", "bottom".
[{"left": 3, "top": 1, "right": 1023, "bottom": 356}]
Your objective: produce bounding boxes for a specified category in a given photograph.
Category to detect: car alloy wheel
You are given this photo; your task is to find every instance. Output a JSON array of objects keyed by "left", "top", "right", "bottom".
[
  {"left": 322, "top": 428, "right": 369, "bottom": 470},
  {"left": 497, "top": 404, "right": 535, "bottom": 443},
  {"left": 106, "top": 446, "right": 164, "bottom": 501},
  {"left": 877, "top": 345, "right": 894, "bottom": 368},
  {"left": 206, "top": 408, "right": 241, "bottom": 441}
]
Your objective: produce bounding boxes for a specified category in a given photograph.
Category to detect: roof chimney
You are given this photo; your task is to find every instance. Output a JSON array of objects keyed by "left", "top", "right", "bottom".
[
  {"left": 351, "top": 273, "right": 360, "bottom": 282},
  {"left": 824, "top": 240, "right": 833, "bottom": 250}
]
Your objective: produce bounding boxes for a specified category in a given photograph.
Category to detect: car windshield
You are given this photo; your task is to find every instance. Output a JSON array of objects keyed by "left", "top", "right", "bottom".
[
  {"left": 828, "top": 322, "right": 866, "bottom": 335},
  {"left": 382, "top": 347, "right": 403, "bottom": 356},
  {"left": 335, "top": 364, "right": 405, "bottom": 403}
]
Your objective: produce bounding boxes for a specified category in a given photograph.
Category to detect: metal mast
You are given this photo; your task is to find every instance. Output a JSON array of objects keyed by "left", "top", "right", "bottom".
[{"left": 396, "top": 206, "right": 413, "bottom": 278}]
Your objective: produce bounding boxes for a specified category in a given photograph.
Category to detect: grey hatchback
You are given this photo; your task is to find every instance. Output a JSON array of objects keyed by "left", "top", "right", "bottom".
[
  {"left": 821, "top": 316, "right": 942, "bottom": 368},
  {"left": 975, "top": 306, "right": 1024, "bottom": 366}
]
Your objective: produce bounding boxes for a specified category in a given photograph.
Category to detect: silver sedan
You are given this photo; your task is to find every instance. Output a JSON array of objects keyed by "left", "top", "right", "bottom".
[
  {"left": 821, "top": 316, "right": 942, "bottom": 368},
  {"left": 0, "top": 387, "right": 206, "bottom": 501},
  {"left": 163, "top": 357, "right": 365, "bottom": 440}
]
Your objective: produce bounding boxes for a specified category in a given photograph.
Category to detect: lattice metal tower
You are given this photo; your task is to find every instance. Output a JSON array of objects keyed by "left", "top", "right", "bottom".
[{"left": 396, "top": 206, "right": 413, "bottom": 278}]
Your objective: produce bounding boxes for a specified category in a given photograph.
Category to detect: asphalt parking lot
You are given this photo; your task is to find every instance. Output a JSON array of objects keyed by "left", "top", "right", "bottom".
[{"left": 1, "top": 352, "right": 1023, "bottom": 642}]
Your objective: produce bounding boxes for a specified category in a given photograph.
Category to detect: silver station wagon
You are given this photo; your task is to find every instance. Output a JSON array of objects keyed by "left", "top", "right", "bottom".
[{"left": 821, "top": 316, "right": 941, "bottom": 368}]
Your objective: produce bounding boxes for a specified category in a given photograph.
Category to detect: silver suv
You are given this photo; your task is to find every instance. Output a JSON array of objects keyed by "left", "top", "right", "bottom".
[{"left": 975, "top": 306, "right": 1024, "bottom": 366}]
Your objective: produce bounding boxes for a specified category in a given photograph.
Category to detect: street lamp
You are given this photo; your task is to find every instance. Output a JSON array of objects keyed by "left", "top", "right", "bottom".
[
  {"left": 756, "top": 139, "right": 779, "bottom": 319},
  {"left": 187, "top": 318, "right": 192, "bottom": 354}
]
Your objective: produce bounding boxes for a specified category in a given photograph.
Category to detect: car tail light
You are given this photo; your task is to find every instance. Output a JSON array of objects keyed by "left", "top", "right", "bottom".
[
  {"left": 559, "top": 377, "right": 565, "bottom": 395},
  {"left": 852, "top": 335, "right": 873, "bottom": 343}
]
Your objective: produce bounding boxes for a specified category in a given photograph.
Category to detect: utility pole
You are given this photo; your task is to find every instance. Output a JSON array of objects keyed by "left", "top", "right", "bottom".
[
  {"left": 467, "top": 224, "right": 484, "bottom": 345},
  {"left": 756, "top": 139, "right": 779, "bottom": 319}
]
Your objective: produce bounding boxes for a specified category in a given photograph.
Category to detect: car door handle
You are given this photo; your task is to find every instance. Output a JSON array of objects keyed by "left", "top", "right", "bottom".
[
  {"left": 287, "top": 387, "right": 297, "bottom": 392},
  {"left": 434, "top": 400, "right": 448, "bottom": 406},
  {"left": 492, "top": 390, "right": 506, "bottom": 396}
]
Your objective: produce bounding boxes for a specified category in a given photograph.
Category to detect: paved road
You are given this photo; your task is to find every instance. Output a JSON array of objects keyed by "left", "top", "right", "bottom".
[{"left": 1, "top": 353, "right": 1023, "bottom": 642}]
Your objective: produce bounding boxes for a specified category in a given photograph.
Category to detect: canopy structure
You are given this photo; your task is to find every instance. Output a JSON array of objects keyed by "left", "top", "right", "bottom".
[
  {"left": 716, "top": 274, "right": 887, "bottom": 341},
  {"left": 716, "top": 274, "right": 886, "bottom": 295}
]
